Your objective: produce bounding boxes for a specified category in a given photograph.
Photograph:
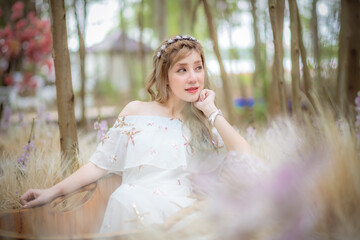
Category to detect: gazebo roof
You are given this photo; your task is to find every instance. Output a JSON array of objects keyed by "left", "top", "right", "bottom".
[{"left": 87, "top": 30, "right": 153, "bottom": 54}]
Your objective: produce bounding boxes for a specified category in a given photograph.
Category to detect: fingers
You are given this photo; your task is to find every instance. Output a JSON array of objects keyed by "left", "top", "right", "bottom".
[
  {"left": 23, "top": 198, "right": 42, "bottom": 208},
  {"left": 20, "top": 190, "right": 35, "bottom": 205},
  {"left": 199, "top": 89, "right": 213, "bottom": 102},
  {"left": 20, "top": 189, "right": 42, "bottom": 208}
]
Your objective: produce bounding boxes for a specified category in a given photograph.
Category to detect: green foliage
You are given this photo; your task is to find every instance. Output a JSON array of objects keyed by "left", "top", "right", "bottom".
[{"left": 93, "top": 79, "right": 122, "bottom": 105}]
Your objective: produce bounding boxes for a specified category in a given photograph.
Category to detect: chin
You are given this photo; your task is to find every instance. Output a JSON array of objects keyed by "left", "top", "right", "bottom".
[{"left": 186, "top": 95, "right": 200, "bottom": 103}]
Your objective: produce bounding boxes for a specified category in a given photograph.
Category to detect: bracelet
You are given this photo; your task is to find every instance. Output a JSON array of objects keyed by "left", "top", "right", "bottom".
[{"left": 208, "top": 109, "right": 222, "bottom": 126}]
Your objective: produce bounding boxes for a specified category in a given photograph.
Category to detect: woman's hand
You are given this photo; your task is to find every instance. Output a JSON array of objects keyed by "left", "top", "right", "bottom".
[
  {"left": 20, "top": 188, "right": 55, "bottom": 208},
  {"left": 194, "top": 89, "right": 218, "bottom": 117}
]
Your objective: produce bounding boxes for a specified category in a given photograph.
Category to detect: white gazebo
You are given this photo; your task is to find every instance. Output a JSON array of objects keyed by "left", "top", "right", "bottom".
[{"left": 85, "top": 30, "right": 153, "bottom": 94}]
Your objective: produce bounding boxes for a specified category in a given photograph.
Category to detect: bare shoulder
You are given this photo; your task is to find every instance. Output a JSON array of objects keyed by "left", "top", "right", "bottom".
[{"left": 118, "top": 101, "right": 157, "bottom": 117}]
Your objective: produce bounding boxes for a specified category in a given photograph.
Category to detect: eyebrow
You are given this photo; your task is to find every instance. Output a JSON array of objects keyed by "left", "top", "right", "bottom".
[{"left": 174, "top": 60, "right": 202, "bottom": 67}]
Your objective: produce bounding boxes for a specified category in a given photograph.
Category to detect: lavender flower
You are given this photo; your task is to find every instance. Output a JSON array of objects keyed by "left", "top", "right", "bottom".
[
  {"left": 245, "top": 126, "right": 256, "bottom": 141},
  {"left": 0, "top": 105, "right": 11, "bottom": 132},
  {"left": 94, "top": 120, "right": 108, "bottom": 141},
  {"left": 355, "top": 92, "right": 360, "bottom": 140},
  {"left": 17, "top": 140, "right": 35, "bottom": 169}
]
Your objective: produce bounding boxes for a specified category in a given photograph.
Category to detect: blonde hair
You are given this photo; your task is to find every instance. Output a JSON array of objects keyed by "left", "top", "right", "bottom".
[{"left": 145, "top": 37, "right": 217, "bottom": 150}]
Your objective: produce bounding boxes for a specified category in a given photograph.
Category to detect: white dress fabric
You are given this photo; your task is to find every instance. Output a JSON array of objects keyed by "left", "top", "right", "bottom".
[{"left": 89, "top": 115, "right": 226, "bottom": 232}]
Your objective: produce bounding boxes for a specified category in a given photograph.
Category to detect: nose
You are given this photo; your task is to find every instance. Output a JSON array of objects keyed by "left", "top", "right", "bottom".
[{"left": 187, "top": 69, "right": 197, "bottom": 83}]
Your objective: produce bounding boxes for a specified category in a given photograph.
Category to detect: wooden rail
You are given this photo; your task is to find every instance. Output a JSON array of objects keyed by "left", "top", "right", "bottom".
[{"left": 0, "top": 174, "right": 130, "bottom": 239}]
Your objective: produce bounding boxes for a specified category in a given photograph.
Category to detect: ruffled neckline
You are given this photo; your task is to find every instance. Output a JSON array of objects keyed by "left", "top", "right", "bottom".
[{"left": 119, "top": 115, "right": 183, "bottom": 129}]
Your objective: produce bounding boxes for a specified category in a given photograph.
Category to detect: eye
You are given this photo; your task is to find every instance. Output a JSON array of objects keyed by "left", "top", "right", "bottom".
[
  {"left": 177, "top": 68, "right": 186, "bottom": 73},
  {"left": 195, "top": 65, "right": 203, "bottom": 71}
]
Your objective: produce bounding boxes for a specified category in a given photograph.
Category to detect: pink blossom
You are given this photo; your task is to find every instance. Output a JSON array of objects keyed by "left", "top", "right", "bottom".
[
  {"left": 355, "top": 96, "right": 360, "bottom": 106},
  {"left": 245, "top": 126, "right": 256, "bottom": 140},
  {"left": 12, "top": 1, "right": 24, "bottom": 12}
]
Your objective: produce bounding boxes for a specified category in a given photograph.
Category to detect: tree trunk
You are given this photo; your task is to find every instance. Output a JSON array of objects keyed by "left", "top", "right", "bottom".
[
  {"left": 201, "top": 0, "right": 235, "bottom": 124},
  {"left": 49, "top": 0, "right": 79, "bottom": 169},
  {"left": 336, "top": 0, "right": 360, "bottom": 116},
  {"left": 296, "top": 2, "right": 316, "bottom": 112},
  {"left": 120, "top": 2, "right": 136, "bottom": 101},
  {"left": 251, "top": 0, "right": 262, "bottom": 90},
  {"left": 73, "top": 0, "right": 87, "bottom": 127},
  {"left": 190, "top": 0, "right": 201, "bottom": 35},
  {"left": 180, "top": 0, "right": 192, "bottom": 34},
  {"left": 345, "top": 0, "right": 360, "bottom": 108},
  {"left": 268, "top": 0, "right": 287, "bottom": 116},
  {"left": 288, "top": 0, "right": 301, "bottom": 117},
  {"left": 155, "top": 0, "right": 167, "bottom": 41},
  {"left": 336, "top": 0, "right": 348, "bottom": 115},
  {"left": 311, "top": 0, "right": 321, "bottom": 83},
  {"left": 137, "top": 0, "right": 146, "bottom": 87}
]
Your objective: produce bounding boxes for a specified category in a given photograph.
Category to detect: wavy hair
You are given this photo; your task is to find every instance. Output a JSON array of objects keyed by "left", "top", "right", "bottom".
[{"left": 145, "top": 37, "right": 217, "bottom": 150}]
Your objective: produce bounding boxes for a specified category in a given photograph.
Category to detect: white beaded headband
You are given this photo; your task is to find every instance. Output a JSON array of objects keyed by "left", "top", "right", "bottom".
[{"left": 156, "top": 35, "right": 199, "bottom": 59}]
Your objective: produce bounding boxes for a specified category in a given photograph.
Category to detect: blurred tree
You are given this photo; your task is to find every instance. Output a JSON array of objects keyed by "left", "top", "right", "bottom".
[
  {"left": 137, "top": 0, "right": 146, "bottom": 83},
  {"left": 49, "top": 0, "right": 79, "bottom": 170},
  {"left": 119, "top": 0, "right": 136, "bottom": 101},
  {"left": 180, "top": 0, "right": 192, "bottom": 34},
  {"left": 72, "top": 0, "right": 87, "bottom": 127},
  {"left": 268, "top": 0, "right": 287, "bottom": 116},
  {"left": 288, "top": 0, "right": 301, "bottom": 117},
  {"left": 311, "top": 0, "right": 321, "bottom": 84},
  {"left": 250, "top": 0, "right": 267, "bottom": 99},
  {"left": 336, "top": 0, "right": 360, "bottom": 116},
  {"left": 201, "top": 0, "right": 235, "bottom": 124},
  {"left": 296, "top": 1, "right": 316, "bottom": 112},
  {"left": 155, "top": 0, "right": 167, "bottom": 41}
]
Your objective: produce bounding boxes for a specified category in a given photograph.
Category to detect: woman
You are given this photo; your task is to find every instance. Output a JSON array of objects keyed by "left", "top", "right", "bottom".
[{"left": 20, "top": 35, "right": 251, "bottom": 232}]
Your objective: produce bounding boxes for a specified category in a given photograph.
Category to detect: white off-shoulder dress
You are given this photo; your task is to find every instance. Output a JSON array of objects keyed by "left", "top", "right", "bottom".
[{"left": 89, "top": 115, "right": 225, "bottom": 232}]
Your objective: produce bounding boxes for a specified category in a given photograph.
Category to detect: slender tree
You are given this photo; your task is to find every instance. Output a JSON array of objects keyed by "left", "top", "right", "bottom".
[
  {"left": 137, "top": 0, "right": 146, "bottom": 85},
  {"left": 288, "top": 0, "right": 301, "bottom": 117},
  {"left": 268, "top": 0, "right": 287, "bottom": 116},
  {"left": 120, "top": 1, "right": 136, "bottom": 100},
  {"left": 250, "top": 0, "right": 264, "bottom": 91},
  {"left": 49, "top": 0, "right": 79, "bottom": 169},
  {"left": 73, "top": 0, "right": 87, "bottom": 127},
  {"left": 336, "top": 0, "right": 360, "bottom": 116},
  {"left": 296, "top": 2, "right": 316, "bottom": 112},
  {"left": 190, "top": 0, "right": 201, "bottom": 34},
  {"left": 201, "top": 0, "right": 235, "bottom": 124},
  {"left": 155, "top": 0, "right": 167, "bottom": 41},
  {"left": 311, "top": 0, "right": 321, "bottom": 83}
]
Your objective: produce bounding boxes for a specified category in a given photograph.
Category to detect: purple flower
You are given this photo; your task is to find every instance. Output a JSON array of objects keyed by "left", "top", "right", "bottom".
[
  {"left": 94, "top": 120, "right": 108, "bottom": 141},
  {"left": 245, "top": 126, "right": 256, "bottom": 140},
  {"left": 17, "top": 140, "right": 34, "bottom": 169},
  {"left": 94, "top": 121, "right": 99, "bottom": 130},
  {"left": 0, "top": 105, "right": 12, "bottom": 131}
]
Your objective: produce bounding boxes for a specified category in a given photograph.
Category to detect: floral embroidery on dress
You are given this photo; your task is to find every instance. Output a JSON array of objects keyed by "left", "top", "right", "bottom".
[
  {"left": 101, "top": 135, "right": 110, "bottom": 145},
  {"left": 182, "top": 134, "right": 194, "bottom": 153},
  {"left": 123, "top": 203, "right": 149, "bottom": 228},
  {"left": 122, "top": 127, "right": 142, "bottom": 147},
  {"left": 114, "top": 116, "right": 134, "bottom": 128}
]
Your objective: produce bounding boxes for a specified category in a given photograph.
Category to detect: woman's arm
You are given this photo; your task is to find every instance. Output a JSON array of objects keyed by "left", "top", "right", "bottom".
[
  {"left": 20, "top": 162, "right": 107, "bottom": 208},
  {"left": 194, "top": 89, "right": 251, "bottom": 155}
]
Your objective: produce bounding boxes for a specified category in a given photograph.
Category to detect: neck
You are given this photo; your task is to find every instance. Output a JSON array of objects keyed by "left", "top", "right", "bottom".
[{"left": 162, "top": 96, "right": 186, "bottom": 119}]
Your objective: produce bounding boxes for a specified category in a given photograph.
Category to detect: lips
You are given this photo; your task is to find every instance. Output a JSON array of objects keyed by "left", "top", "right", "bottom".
[{"left": 185, "top": 87, "right": 199, "bottom": 93}]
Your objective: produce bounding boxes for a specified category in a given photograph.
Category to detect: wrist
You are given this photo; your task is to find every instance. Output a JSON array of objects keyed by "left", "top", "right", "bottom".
[
  {"left": 208, "top": 109, "right": 222, "bottom": 127},
  {"left": 203, "top": 104, "right": 218, "bottom": 118}
]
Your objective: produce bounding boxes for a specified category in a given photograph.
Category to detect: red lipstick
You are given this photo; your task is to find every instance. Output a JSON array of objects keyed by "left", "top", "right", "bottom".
[{"left": 185, "top": 87, "right": 199, "bottom": 93}]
